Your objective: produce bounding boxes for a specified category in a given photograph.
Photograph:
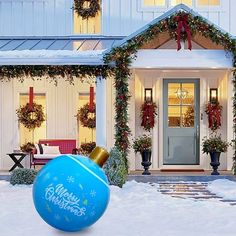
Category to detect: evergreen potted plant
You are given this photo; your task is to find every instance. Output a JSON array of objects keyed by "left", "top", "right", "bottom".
[
  {"left": 132, "top": 135, "right": 152, "bottom": 175},
  {"left": 202, "top": 134, "right": 230, "bottom": 175}
]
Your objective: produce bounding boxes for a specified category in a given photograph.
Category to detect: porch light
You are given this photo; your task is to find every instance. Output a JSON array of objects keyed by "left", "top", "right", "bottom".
[
  {"left": 175, "top": 88, "right": 188, "bottom": 99},
  {"left": 210, "top": 88, "right": 218, "bottom": 103},
  {"left": 144, "top": 88, "right": 152, "bottom": 102}
]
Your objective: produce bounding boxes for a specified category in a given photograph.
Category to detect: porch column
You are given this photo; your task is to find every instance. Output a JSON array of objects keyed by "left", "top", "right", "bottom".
[{"left": 96, "top": 77, "right": 107, "bottom": 147}]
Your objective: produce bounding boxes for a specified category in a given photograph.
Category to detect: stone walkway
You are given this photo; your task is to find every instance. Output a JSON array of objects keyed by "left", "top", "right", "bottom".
[{"left": 150, "top": 181, "right": 236, "bottom": 206}]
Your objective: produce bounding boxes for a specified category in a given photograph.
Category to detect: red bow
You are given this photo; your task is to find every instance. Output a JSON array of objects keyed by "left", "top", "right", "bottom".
[{"left": 175, "top": 14, "right": 192, "bottom": 51}]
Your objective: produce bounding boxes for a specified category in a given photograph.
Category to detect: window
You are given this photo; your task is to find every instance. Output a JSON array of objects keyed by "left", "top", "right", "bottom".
[
  {"left": 144, "top": 0, "right": 165, "bottom": 6},
  {"left": 19, "top": 94, "right": 46, "bottom": 146},
  {"left": 197, "top": 0, "right": 220, "bottom": 6},
  {"left": 170, "top": 0, "right": 193, "bottom": 6},
  {"left": 78, "top": 93, "right": 96, "bottom": 146},
  {"left": 73, "top": 2, "right": 101, "bottom": 34}
]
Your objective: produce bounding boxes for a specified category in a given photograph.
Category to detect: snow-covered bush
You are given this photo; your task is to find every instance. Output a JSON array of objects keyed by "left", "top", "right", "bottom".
[
  {"left": 10, "top": 168, "right": 37, "bottom": 185},
  {"left": 103, "top": 147, "right": 128, "bottom": 188}
]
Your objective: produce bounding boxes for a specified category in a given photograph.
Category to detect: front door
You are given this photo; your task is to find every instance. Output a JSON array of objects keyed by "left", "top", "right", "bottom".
[{"left": 163, "top": 79, "right": 200, "bottom": 165}]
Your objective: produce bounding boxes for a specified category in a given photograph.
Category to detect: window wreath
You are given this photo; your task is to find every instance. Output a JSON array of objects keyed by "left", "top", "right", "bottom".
[
  {"left": 141, "top": 101, "right": 157, "bottom": 132},
  {"left": 74, "top": 0, "right": 100, "bottom": 19},
  {"left": 16, "top": 103, "right": 45, "bottom": 130},
  {"left": 77, "top": 102, "right": 96, "bottom": 129}
]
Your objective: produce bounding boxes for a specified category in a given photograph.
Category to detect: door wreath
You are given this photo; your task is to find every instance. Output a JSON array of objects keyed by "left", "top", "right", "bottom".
[
  {"left": 77, "top": 103, "right": 96, "bottom": 129},
  {"left": 16, "top": 103, "right": 45, "bottom": 130},
  {"left": 74, "top": 0, "right": 100, "bottom": 19}
]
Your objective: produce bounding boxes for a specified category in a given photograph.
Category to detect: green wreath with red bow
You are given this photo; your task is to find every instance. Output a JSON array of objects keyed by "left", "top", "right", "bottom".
[
  {"left": 16, "top": 103, "right": 45, "bottom": 130},
  {"left": 77, "top": 103, "right": 96, "bottom": 129},
  {"left": 74, "top": 0, "right": 100, "bottom": 19}
]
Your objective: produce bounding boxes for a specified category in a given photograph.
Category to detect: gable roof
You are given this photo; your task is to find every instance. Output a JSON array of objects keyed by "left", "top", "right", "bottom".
[{"left": 106, "top": 3, "right": 236, "bottom": 54}]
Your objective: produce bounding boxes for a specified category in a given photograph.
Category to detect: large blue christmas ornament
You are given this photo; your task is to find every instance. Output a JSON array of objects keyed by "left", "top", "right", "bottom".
[{"left": 32, "top": 147, "right": 110, "bottom": 232}]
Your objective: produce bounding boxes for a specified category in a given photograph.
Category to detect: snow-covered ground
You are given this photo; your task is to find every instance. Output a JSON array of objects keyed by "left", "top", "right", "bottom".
[{"left": 0, "top": 180, "right": 236, "bottom": 236}]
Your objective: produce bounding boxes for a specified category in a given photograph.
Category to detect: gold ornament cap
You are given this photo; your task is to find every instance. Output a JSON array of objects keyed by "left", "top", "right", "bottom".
[{"left": 89, "top": 146, "right": 109, "bottom": 167}]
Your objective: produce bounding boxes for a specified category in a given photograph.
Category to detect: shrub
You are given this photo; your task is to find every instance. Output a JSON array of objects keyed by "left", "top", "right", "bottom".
[
  {"left": 80, "top": 142, "right": 96, "bottom": 155},
  {"left": 10, "top": 168, "right": 37, "bottom": 185},
  {"left": 202, "top": 134, "right": 230, "bottom": 154},
  {"left": 103, "top": 147, "right": 128, "bottom": 188},
  {"left": 132, "top": 134, "right": 152, "bottom": 153}
]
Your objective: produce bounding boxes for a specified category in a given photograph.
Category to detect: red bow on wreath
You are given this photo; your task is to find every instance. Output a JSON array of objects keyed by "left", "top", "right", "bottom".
[
  {"left": 141, "top": 101, "right": 157, "bottom": 132},
  {"left": 205, "top": 102, "right": 222, "bottom": 131},
  {"left": 175, "top": 14, "right": 192, "bottom": 51}
]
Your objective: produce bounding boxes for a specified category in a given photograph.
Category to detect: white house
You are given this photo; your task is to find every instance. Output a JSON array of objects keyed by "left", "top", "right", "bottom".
[{"left": 0, "top": 0, "right": 235, "bottom": 172}]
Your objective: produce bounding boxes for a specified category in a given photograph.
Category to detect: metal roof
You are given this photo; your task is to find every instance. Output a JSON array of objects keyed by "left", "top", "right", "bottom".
[{"left": 0, "top": 36, "right": 124, "bottom": 51}]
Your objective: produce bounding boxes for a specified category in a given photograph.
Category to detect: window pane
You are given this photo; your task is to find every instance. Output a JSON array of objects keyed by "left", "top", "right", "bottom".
[
  {"left": 198, "top": 0, "right": 220, "bottom": 6},
  {"left": 168, "top": 83, "right": 181, "bottom": 105},
  {"left": 171, "top": 0, "right": 192, "bottom": 6},
  {"left": 168, "top": 106, "right": 181, "bottom": 127},
  {"left": 144, "top": 0, "right": 165, "bottom": 6},
  {"left": 182, "top": 83, "right": 194, "bottom": 105},
  {"left": 182, "top": 106, "right": 195, "bottom": 127}
]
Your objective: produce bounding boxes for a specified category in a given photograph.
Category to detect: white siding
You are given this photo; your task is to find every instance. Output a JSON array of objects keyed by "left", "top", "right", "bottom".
[
  {"left": 0, "top": 0, "right": 235, "bottom": 36},
  {"left": 0, "top": 0, "right": 73, "bottom": 36}
]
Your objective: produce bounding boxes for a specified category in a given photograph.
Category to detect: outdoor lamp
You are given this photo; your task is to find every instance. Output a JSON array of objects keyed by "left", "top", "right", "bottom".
[
  {"left": 210, "top": 88, "right": 218, "bottom": 103},
  {"left": 144, "top": 88, "right": 152, "bottom": 102}
]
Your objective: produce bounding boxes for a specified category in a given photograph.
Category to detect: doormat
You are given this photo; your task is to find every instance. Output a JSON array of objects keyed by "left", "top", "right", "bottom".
[{"left": 160, "top": 169, "right": 205, "bottom": 172}]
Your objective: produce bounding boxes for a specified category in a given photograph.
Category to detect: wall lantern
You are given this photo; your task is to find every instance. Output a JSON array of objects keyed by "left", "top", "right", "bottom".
[
  {"left": 144, "top": 88, "right": 153, "bottom": 102},
  {"left": 210, "top": 88, "right": 218, "bottom": 103}
]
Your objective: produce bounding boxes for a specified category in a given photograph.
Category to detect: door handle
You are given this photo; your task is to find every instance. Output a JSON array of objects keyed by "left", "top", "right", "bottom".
[
  {"left": 193, "top": 133, "right": 196, "bottom": 155},
  {"left": 196, "top": 125, "right": 199, "bottom": 138},
  {"left": 168, "top": 137, "right": 170, "bottom": 156}
]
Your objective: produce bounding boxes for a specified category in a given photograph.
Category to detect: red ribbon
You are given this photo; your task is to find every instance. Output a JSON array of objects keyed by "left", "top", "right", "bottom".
[
  {"left": 29, "top": 87, "right": 34, "bottom": 112},
  {"left": 175, "top": 14, "right": 192, "bottom": 51},
  {"left": 89, "top": 86, "right": 94, "bottom": 112}
]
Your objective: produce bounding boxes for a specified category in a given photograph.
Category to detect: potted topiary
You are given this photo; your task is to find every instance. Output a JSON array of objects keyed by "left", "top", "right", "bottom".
[
  {"left": 202, "top": 134, "right": 230, "bottom": 175},
  {"left": 132, "top": 135, "right": 152, "bottom": 175}
]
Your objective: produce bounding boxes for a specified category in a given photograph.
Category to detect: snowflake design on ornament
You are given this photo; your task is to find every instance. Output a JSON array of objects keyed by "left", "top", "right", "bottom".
[
  {"left": 90, "top": 211, "right": 96, "bottom": 217},
  {"left": 90, "top": 190, "right": 96, "bottom": 197},
  {"left": 78, "top": 207, "right": 86, "bottom": 216},
  {"left": 67, "top": 176, "right": 75, "bottom": 183}
]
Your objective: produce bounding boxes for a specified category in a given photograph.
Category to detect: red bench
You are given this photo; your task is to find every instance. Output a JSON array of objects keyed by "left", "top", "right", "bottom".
[{"left": 30, "top": 139, "right": 78, "bottom": 168}]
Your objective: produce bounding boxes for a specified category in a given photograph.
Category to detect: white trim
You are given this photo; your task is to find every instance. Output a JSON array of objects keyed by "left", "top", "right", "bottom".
[{"left": 131, "top": 49, "right": 233, "bottom": 69}]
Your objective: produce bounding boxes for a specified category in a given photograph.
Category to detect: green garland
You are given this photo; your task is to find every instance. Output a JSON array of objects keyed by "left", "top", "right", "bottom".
[
  {"left": 105, "top": 11, "right": 236, "bottom": 173},
  {"left": 0, "top": 65, "right": 113, "bottom": 85},
  {"left": 74, "top": 0, "right": 100, "bottom": 19}
]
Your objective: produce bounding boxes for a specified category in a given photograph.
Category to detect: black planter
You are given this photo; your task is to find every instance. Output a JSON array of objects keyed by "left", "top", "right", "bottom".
[
  {"left": 209, "top": 151, "right": 221, "bottom": 175},
  {"left": 141, "top": 150, "right": 152, "bottom": 175}
]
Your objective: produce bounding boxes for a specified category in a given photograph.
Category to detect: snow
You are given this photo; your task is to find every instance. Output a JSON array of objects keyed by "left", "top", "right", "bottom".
[
  {"left": 208, "top": 179, "right": 236, "bottom": 200},
  {"left": 0, "top": 50, "right": 104, "bottom": 59},
  {"left": 0, "top": 180, "right": 236, "bottom": 236}
]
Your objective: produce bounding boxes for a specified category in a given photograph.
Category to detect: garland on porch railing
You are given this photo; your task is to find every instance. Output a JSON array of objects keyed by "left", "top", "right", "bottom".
[
  {"left": 105, "top": 11, "right": 236, "bottom": 173},
  {"left": 0, "top": 65, "right": 114, "bottom": 85}
]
